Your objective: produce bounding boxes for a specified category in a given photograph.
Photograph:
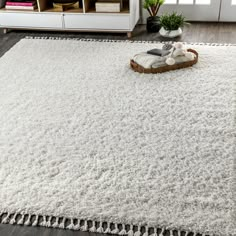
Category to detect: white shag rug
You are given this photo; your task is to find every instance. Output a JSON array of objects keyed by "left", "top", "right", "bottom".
[{"left": 0, "top": 38, "right": 235, "bottom": 236}]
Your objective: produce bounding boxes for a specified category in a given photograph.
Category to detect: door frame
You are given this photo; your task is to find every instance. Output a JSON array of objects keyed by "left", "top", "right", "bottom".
[{"left": 219, "top": 0, "right": 236, "bottom": 22}]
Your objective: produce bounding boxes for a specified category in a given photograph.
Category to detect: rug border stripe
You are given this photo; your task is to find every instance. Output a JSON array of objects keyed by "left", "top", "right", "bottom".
[{"left": 24, "top": 36, "right": 236, "bottom": 46}]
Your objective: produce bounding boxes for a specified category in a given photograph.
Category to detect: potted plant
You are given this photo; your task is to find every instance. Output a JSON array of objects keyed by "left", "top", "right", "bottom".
[
  {"left": 159, "top": 12, "right": 187, "bottom": 38},
  {"left": 143, "top": 0, "right": 165, "bottom": 33}
]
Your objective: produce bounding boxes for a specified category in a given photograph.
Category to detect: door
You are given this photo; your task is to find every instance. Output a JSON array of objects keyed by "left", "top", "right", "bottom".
[
  {"left": 141, "top": 0, "right": 236, "bottom": 23},
  {"left": 220, "top": 0, "right": 236, "bottom": 21},
  {"left": 159, "top": 0, "right": 221, "bottom": 21}
]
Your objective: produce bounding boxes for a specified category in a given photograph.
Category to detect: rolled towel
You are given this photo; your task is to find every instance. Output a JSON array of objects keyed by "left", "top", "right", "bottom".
[
  {"left": 152, "top": 60, "right": 168, "bottom": 68},
  {"left": 133, "top": 52, "right": 167, "bottom": 69},
  {"left": 174, "top": 53, "right": 195, "bottom": 64}
]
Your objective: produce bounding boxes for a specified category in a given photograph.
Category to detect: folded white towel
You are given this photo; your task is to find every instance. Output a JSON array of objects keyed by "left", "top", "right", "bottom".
[{"left": 133, "top": 52, "right": 167, "bottom": 69}]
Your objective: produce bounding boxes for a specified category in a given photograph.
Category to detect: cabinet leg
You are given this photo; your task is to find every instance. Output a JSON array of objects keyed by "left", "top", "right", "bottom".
[
  {"left": 3, "top": 28, "right": 8, "bottom": 34},
  {"left": 127, "top": 32, "right": 132, "bottom": 38}
]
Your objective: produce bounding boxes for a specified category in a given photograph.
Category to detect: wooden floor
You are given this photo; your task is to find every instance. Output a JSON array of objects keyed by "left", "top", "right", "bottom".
[
  {"left": 0, "top": 22, "right": 236, "bottom": 236},
  {"left": 1, "top": 22, "right": 236, "bottom": 57}
]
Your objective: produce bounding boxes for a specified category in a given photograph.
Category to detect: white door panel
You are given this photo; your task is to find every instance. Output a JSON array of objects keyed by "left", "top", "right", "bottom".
[
  {"left": 141, "top": 0, "right": 221, "bottom": 22},
  {"left": 220, "top": 0, "right": 236, "bottom": 22}
]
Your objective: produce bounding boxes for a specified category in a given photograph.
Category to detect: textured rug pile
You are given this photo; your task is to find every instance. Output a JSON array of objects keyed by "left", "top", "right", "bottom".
[{"left": 0, "top": 38, "right": 235, "bottom": 236}]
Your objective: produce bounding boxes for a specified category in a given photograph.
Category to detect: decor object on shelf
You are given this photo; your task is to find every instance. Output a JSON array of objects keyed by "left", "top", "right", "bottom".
[
  {"left": 95, "top": 0, "right": 123, "bottom": 12},
  {"left": 53, "top": 1, "right": 78, "bottom": 11},
  {"left": 52, "top": 0, "right": 78, "bottom": 11},
  {"left": 4, "top": 0, "right": 37, "bottom": 10},
  {"left": 159, "top": 12, "right": 187, "bottom": 38},
  {"left": 143, "top": 0, "right": 165, "bottom": 33},
  {"left": 0, "top": 38, "right": 235, "bottom": 236},
  {"left": 95, "top": 1, "right": 121, "bottom": 13},
  {"left": 5, "top": 4, "right": 37, "bottom": 9},
  {"left": 52, "top": 0, "right": 77, "bottom": 5}
]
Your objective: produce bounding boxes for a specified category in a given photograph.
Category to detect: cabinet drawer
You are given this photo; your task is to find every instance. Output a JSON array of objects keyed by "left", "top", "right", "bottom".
[
  {"left": 64, "top": 14, "right": 130, "bottom": 30},
  {"left": 0, "top": 13, "right": 62, "bottom": 28}
]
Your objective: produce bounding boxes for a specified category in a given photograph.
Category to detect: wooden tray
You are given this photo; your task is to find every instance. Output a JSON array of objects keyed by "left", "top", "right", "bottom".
[{"left": 130, "top": 49, "right": 198, "bottom": 74}]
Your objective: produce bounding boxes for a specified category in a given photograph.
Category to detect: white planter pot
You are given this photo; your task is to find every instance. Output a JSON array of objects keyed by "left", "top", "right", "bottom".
[{"left": 159, "top": 27, "right": 183, "bottom": 38}]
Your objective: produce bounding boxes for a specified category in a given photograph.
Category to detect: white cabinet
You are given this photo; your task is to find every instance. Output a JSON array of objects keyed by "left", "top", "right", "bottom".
[{"left": 0, "top": 0, "right": 139, "bottom": 37}]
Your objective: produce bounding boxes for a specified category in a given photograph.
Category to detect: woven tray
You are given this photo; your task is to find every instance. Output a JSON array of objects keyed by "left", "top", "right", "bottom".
[{"left": 130, "top": 49, "right": 198, "bottom": 74}]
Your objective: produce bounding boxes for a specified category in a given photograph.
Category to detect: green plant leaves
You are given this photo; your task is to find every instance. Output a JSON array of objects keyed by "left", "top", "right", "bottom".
[
  {"left": 143, "top": 0, "right": 165, "bottom": 16},
  {"left": 160, "top": 12, "right": 186, "bottom": 31}
]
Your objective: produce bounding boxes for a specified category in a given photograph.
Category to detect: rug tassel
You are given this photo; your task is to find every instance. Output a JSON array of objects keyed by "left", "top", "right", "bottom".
[
  {"left": 2, "top": 212, "right": 10, "bottom": 224},
  {"left": 73, "top": 219, "right": 80, "bottom": 230},
  {"left": 9, "top": 213, "right": 17, "bottom": 225},
  {"left": 17, "top": 214, "right": 25, "bottom": 225},
  {"left": 24, "top": 214, "right": 32, "bottom": 226},
  {"left": 32, "top": 215, "right": 39, "bottom": 226},
  {"left": 24, "top": 36, "right": 236, "bottom": 47},
  {"left": 46, "top": 216, "right": 52, "bottom": 227},
  {"left": 134, "top": 226, "right": 141, "bottom": 236},
  {"left": 119, "top": 224, "right": 127, "bottom": 235},
  {"left": 90, "top": 221, "right": 97, "bottom": 232},
  {"left": 67, "top": 218, "right": 75, "bottom": 230},
  {"left": 159, "top": 228, "right": 165, "bottom": 236},
  {"left": 111, "top": 223, "right": 119, "bottom": 234},
  {"left": 105, "top": 222, "right": 111, "bottom": 234},
  {"left": 151, "top": 228, "right": 157, "bottom": 236},
  {"left": 143, "top": 226, "right": 149, "bottom": 236},
  {"left": 97, "top": 221, "right": 104, "bottom": 233},
  {"left": 0, "top": 211, "right": 205, "bottom": 236},
  {"left": 52, "top": 217, "right": 59, "bottom": 228},
  {"left": 81, "top": 220, "right": 88, "bottom": 231},
  {"left": 40, "top": 215, "right": 47, "bottom": 227},
  {"left": 59, "top": 217, "right": 66, "bottom": 229},
  {"left": 128, "top": 225, "right": 134, "bottom": 236}
]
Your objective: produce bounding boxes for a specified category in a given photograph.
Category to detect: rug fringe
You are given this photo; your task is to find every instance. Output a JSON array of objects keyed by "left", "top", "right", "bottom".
[
  {"left": 0, "top": 211, "right": 216, "bottom": 236},
  {"left": 24, "top": 36, "right": 236, "bottom": 46}
]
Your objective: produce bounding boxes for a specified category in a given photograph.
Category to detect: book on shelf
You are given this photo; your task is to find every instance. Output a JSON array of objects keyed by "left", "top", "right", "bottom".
[
  {"left": 95, "top": 0, "right": 123, "bottom": 13},
  {"left": 6, "top": 0, "right": 36, "bottom": 6},
  {"left": 96, "top": 0, "right": 123, "bottom": 8},
  {"left": 5, "top": 3, "right": 37, "bottom": 9}
]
